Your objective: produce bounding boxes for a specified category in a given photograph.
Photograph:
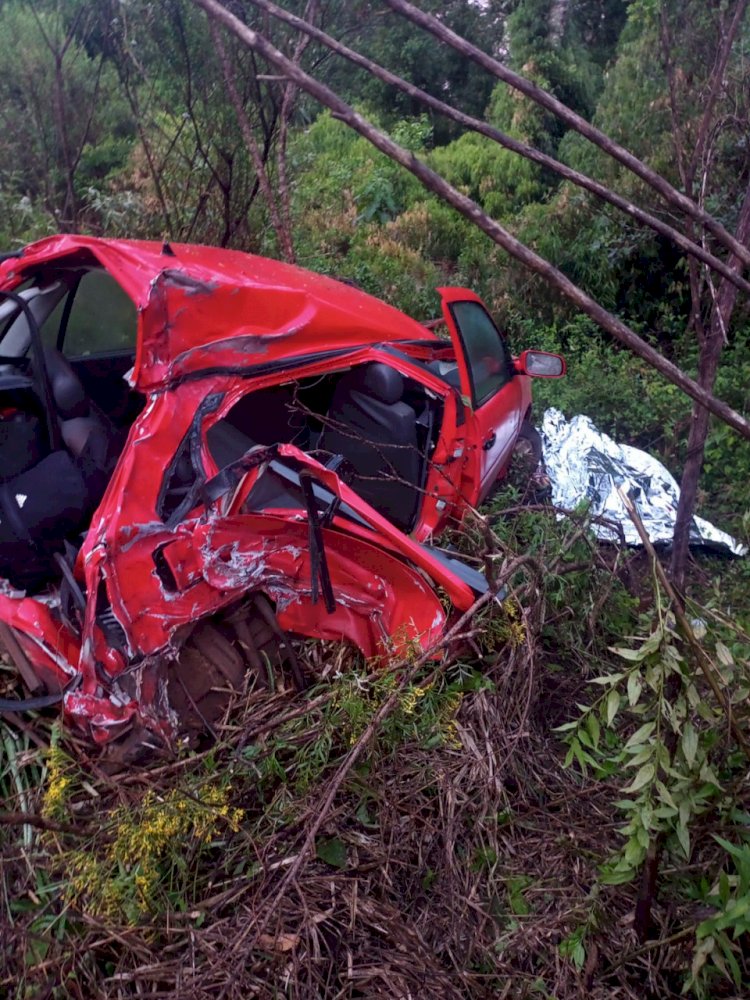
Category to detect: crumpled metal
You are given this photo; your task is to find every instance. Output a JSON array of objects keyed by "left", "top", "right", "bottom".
[{"left": 539, "top": 408, "right": 746, "bottom": 556}]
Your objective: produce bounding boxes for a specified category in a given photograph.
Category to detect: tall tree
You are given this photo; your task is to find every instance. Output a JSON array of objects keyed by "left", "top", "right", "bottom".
[
  {"left": 0, "top": 0, "right": 130, "bottom": 236},
  {"left": 657, "top": 0, "right": 750, "bottom": 585}
]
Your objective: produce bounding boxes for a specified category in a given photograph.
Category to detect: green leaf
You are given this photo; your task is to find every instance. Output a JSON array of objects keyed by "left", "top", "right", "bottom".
[
  {"left": 586, "top": 713, "right": 601, "bottom": 749},
  {"left": 624, "top": 747, "right": 652, "bottom": 767},
  {"left": 625, "top": 721, "right": 655, "bottom": 748},
  {"left": 578, "top": 728, "right": 594, "bottom": 749},
  {"left": 623, "top": 763, "right": 654, "bottom": 793},
  {"left": 719, "top": 871, "right": 731, "bottom": 906},
  {"left": 679, "top": 798, "right": 691, "bottom": 829},
  {"left": 599, "top": 863, "right": 636, "bottom": 885},
  {"left": 563, "top": 739, "right": 579, "bottom": 768},
  {"left": 573, "top": 742, "right": 594, "bottom": 772},
  {"left": 316, "top": 837, "right": 348, "bottom": 869},
  {"left": 712, "top": 835, "right": 749, "bottom": 862},
  {"left": 625, "top": 838, "right": 646, "bottom": 866},
  {"left": 716, "top": 932, "right": 742, "bottom": 986},
  {"left": 627, "top": 672, "right": 642, "bottom": 706},
  {"left": 355, "top": 800, "right": 378, "bottom": 830},
  {"left": 676, "top": 822, "right": 690, "bottom": 859},
  {"left": 653, "top": 805, "right": 678, "bottom": 819},
  {"left": 572, "top": 940, "right": 585, "bottom": 969},
  {"left": 640, "top": 629, "right": 665, "bottom": 655},
  {"left": 690, "top": 934, "right": 714, "bottom": 981},
  {"left": 681, "top": 721, "right": 698, "bottom": 769},
  {"left": 715, "top": 641, "right": 734, "bottom": 667},
  {"left": 606, "top": 690, "right": 620, "bottom": 726},
  {"left": 700, "top": 763, "right": 721, "bottom": 789},
  {"left": 655, "top": 780, "right": 677, "bottom": 810},
  {"left": 609, "top": 647, "right": 646, "bottom": 662},
  {"left": 507, "top": 876, "right": 532, "bottom": 915},
  {"left": 641, "top": 802, "right": 653, "bottom": 831}
]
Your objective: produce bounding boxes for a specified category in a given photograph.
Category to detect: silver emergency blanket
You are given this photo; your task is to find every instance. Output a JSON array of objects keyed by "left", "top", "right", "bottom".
[{"left": 539, "top": 408, "right": 746, "bottom": 555}]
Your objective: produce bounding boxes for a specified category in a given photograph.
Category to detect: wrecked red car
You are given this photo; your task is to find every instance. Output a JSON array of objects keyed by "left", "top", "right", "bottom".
[{"left": 0, "top": 235, "right": 563, "bottom": 749}]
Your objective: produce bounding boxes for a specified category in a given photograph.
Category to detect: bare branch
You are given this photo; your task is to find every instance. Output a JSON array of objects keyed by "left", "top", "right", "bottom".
[
  {"left": 382, "top": 0, "right": 750, "bottom": 270},
  {"left": 244, "top": 0, "right": 750, "bottom": 298},
  {"left": 210, "top": 20, "right": 295, "bottom": 261},
  {"left": 691, "top": 0, "right": 750, "bottom": 191},
  {"left": 191, "top": 0, "right": 750, "bottom": 439}
]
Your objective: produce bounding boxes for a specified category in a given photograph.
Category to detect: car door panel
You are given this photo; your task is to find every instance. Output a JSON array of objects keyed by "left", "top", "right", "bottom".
[{"left": 438, "top": 288, "right": 525, "bottom": 503}]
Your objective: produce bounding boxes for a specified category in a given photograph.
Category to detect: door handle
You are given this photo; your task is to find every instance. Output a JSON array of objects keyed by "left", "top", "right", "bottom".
[{"left": 482, "top": 432, "right": 496, "bottom": 451}]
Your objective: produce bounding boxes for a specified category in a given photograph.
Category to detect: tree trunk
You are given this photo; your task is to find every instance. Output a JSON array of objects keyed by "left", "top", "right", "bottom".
[{"left": 670, "top": 183, "right": 750, "bottom": 586}]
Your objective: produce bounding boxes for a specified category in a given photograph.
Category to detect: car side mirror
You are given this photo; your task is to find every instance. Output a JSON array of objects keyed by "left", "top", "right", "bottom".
[{"left": 514, "top": 350, "right": 566, "bottom": 377}]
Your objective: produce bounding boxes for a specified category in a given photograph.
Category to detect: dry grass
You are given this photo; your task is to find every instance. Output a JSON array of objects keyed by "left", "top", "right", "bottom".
[{"left": 0, "top": 502, "right": 745, "bottom": 999}]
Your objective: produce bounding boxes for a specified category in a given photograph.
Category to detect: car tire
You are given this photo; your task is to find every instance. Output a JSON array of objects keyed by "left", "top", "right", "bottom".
[
  {"left": 514, "top": 418, "right": 543, "bottom": 467},
  {"left": 166, "top": 593, "right": 305, "bottom": 741}
]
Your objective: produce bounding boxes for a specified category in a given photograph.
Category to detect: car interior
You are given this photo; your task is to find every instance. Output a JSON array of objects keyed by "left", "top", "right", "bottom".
[
  {"left": 196, "top": 362, "right": 443, "bottom": 534},
  {"left": 0, "top": 266, "right": 141, "bottom": 590}
]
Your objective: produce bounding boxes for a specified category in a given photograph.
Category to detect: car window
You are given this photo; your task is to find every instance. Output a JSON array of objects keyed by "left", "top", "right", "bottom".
[
  {"left": 450, "top": 300, "right": 513, "bottom": 406},
  {"left": 0, "top": 281, "right": 67, "bottom": 356},
  {"left": 60, "top": 270, "right": 137, "bottom": 357}
]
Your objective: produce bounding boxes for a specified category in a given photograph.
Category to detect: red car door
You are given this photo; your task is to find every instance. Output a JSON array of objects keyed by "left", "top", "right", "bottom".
[{"left": 438, "top": 288, "right": 526, "bottom": 505}]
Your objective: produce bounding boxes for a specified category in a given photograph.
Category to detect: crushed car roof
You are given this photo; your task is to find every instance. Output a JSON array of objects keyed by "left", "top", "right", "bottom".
[{"left": 2, "top": 235, "right": 439, "bottom": 389}]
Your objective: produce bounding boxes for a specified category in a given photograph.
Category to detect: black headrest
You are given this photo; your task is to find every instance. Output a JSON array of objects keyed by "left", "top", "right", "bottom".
[
  {"left": 44, "top": 348, "right": 88, "bottom": 420},
  {"left": 353, "top": 363, "right": 404, "bottom": 404}
]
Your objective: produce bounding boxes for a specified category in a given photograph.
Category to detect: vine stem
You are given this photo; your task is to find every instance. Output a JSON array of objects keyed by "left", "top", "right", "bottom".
[{"left": 618, "top": 489, "right": 750, "bottom": 761}]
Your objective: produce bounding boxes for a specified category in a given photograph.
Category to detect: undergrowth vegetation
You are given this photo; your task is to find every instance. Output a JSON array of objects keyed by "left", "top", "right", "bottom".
[{"left": 3, "top": 491, "right": 749, "bottom": 998}]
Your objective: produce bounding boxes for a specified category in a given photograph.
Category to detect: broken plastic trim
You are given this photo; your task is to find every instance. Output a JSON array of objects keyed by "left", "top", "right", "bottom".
[
  {"left": 419, "top": 543, "right": 497, "bottom": 598},
  {"left": 164, "top": 391, "right": 224, "bottom": 528},
  {"left": 164, "top": 346, "right": 356, "bottom": 389},
  {"left": 202, "top": 444, "right": 278, "bottom": 506}
]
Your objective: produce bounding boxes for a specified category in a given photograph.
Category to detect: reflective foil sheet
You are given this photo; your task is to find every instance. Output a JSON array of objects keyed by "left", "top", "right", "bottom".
[{"left": 539, "top": 408, "right": 746, "bottom": 556}]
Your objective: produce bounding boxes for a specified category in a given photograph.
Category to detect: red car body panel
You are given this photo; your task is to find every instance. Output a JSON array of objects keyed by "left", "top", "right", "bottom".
[
  {"left": 437, "top": 287, "right": 531, "bottom": 505},
  {"left": 0, "top": 236, "right": 562, "bottom": 747}
]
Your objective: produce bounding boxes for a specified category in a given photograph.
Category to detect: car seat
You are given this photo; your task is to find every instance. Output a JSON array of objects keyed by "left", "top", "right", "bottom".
[
  {"left": 0, "top": 351, "right": 117, "bottom": 590},
  {"left": 44, "top": 349, "right": 114, "bottom": 472},
  {"left": 317, "top": 362, "right": 421, "bottom": 532}
]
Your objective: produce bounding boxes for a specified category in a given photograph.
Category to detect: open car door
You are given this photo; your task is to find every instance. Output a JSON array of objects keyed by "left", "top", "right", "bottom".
[{"left": 438, "top": 287, "right": 525, "bottom": 504}]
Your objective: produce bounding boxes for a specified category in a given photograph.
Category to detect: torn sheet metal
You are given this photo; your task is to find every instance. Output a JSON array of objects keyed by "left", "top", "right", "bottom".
[{"left": 540, "top": 408, "right": 746, "bottom": 555}]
